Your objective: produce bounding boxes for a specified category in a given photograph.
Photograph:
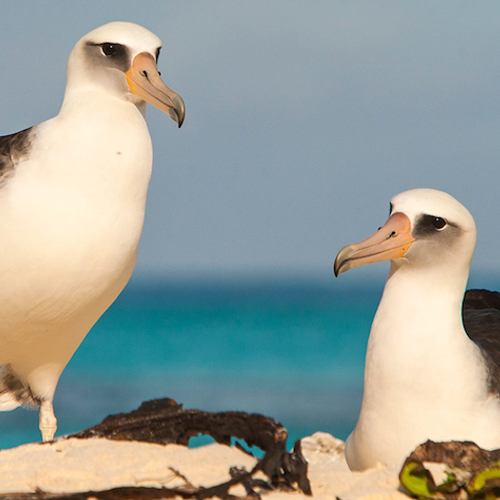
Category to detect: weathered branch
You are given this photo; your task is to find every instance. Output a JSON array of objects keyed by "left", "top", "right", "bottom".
[{"left": 0, "top": 398, "right": 311, "bottom": 500}]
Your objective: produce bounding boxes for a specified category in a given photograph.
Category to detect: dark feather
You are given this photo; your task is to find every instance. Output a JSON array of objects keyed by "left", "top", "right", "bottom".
[
  {"left": 0, "top": 127, "right": 34, "bottom": 183},
  {"left": 463, "top": 289, "right": 500, "bottom": 395},
  {"left": 0, "top": 364, "right": 41, "bottom": 408}
]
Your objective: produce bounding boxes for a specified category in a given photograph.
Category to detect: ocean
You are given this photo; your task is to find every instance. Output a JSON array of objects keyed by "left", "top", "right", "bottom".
[{"left": 4, "top": 272, "right": 492, "bottom": 451}]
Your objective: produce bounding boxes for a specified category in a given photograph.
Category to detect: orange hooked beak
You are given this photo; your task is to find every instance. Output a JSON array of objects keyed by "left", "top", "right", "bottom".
[
  {"left": 126, "top": 52, "right": 185, "bottom": 127},
  {"left": 334, "top": 212, "right": 415, "bottom": 277}
]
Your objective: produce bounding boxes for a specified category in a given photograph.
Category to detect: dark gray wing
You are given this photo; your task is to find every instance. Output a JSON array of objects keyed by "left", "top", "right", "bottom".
[
  {"left": 463, "top": 289, "right": 500, "bottom": 395},
  {"left": 0, "top": 127, "right": 34, "bottom": 183}
]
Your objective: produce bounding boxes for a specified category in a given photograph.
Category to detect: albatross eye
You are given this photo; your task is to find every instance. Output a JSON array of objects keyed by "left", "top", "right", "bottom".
[
  {"left": 101, "top": 43, "right": 118, "bottom": 56},
  {"left": 432, "top": 217, "right": 447, "bottom": 230}
]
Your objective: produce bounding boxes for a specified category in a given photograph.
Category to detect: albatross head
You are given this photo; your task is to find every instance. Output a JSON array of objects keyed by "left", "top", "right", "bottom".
[
  {"left": 65, "top": 22, "right": 185, "bottom": 127},
  {"left": 334, "top": 188, "right": 477, "bottom": 277}
]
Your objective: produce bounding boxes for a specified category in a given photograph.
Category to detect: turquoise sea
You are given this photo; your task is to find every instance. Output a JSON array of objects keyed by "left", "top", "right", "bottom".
[{"left": 1, "top": 272, "right": 496, "bottom": 450}]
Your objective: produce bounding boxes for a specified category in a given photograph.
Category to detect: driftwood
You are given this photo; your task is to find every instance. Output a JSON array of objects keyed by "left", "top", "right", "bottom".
[{"left": 0, "top": 398, "right": 311, "bottom": 500}]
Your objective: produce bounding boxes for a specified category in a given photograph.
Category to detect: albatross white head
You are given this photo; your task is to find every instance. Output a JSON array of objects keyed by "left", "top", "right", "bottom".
[
  {"left": 333, "top": 189, "right": 499, "bottom": 471},
  {"left": 335, "top": 188, "right": 477, "bottom": 283},
  {"left": 65, "top": 21, "right": 185, "bottom": 126}
]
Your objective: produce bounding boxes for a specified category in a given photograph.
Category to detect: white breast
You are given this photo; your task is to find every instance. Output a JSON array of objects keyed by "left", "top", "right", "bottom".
[
  {"left": 0, "top": 90, "right": 152, "bottom": 384},
  {"left": 345, "top": 266, "right": 500, "bottom": 470}
]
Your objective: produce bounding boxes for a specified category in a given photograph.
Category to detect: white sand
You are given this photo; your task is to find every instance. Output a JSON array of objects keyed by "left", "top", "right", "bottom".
[{"left": 0, "top": 432, "right": 408, "bottom": 500}]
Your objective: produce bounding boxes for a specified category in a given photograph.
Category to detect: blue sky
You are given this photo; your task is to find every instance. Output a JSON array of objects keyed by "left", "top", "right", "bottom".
[{"left": 2, "top": 1, "right": 500, "bottom": 283}]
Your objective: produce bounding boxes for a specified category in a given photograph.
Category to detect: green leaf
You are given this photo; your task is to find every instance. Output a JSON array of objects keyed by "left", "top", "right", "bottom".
[
  {"left": 468, "top": 464, "right": 500, "bottom": 495},
  {"left": 400, "top": 462, "right": 434, "bottom": 498}
]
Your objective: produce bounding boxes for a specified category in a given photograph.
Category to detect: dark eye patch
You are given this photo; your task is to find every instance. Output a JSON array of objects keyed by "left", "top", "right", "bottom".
[
  {"left": 155, "top": 47, "right": 161, "bottom": 62},
  {"left": 413, "top": 213, "right": 457, "bottom": 239},
  {"left": 389, "top": 203, "right": 393, "bottom": 216},
  {"left": 84, "top": 41, "right": 130, "bottom": 72}
]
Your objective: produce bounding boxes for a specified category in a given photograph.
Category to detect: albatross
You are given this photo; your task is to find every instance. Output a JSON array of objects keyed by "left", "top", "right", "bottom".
[
  {"left": 0, "top": 22, "right": 185, "bottom": 442},
  {"left": 334, "top": 188, "right": 500, "bottom": 470}
]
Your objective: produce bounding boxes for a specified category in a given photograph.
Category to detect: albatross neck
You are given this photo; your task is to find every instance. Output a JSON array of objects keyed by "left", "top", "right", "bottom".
[{"left": 364, "top": 259, "right": 479, "bottom": 398}]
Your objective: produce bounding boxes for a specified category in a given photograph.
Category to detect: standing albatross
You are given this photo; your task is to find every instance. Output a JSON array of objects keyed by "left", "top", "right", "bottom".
[
  {"left": 334, "top": 189, "right": 500, "bottom": 470},
  {"left": 0, "top": 22, "right": 185, "bottom": 442}
]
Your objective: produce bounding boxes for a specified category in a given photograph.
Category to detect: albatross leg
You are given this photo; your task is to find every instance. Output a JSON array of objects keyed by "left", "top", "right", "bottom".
[{"left": 39, "top": 399, "right": 57, "bottom": 442}]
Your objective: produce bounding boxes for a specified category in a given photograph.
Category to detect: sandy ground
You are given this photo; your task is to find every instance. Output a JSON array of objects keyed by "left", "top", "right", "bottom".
[{"left": 0, "top": 432, "right": 409, "bottom": 500}]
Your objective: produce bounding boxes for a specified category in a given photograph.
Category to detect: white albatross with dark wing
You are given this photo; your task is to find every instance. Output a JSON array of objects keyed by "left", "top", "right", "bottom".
[
  {"left": 0, "top": 22, "right": 185, "bottom": 442},
  {"left": 334, "top": 189, "right": 500, "bottom": 470}
]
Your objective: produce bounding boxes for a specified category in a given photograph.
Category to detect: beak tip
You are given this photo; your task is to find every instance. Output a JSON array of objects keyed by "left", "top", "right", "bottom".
[
  {"left": 333, "top": 263, "right": 340, "bottom": 277},
  {"left": 167, "top": 106, "right": 184, "bottom": 128},
  {"left": 334, "top": 245, "right": 353, "bottom": 278},
  {"left": 173, "top": 96, "right": 185, "bottom": 128},
  {"left": 333, "top": 263, "right": 347, "bottom": 277}
]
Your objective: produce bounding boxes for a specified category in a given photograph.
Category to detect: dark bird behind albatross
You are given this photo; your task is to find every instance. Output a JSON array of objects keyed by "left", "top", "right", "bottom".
[
  {"left": 334, "top": 188, "right": 500, "bottom": 470},
  {"left": 0, "top": 22, "right": 185, "bottom": 442}
]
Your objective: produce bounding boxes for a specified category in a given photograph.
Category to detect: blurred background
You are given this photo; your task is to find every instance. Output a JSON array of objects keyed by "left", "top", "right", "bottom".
[{"left": 0, "top": 1, "right": 499, "bottom": 448}]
